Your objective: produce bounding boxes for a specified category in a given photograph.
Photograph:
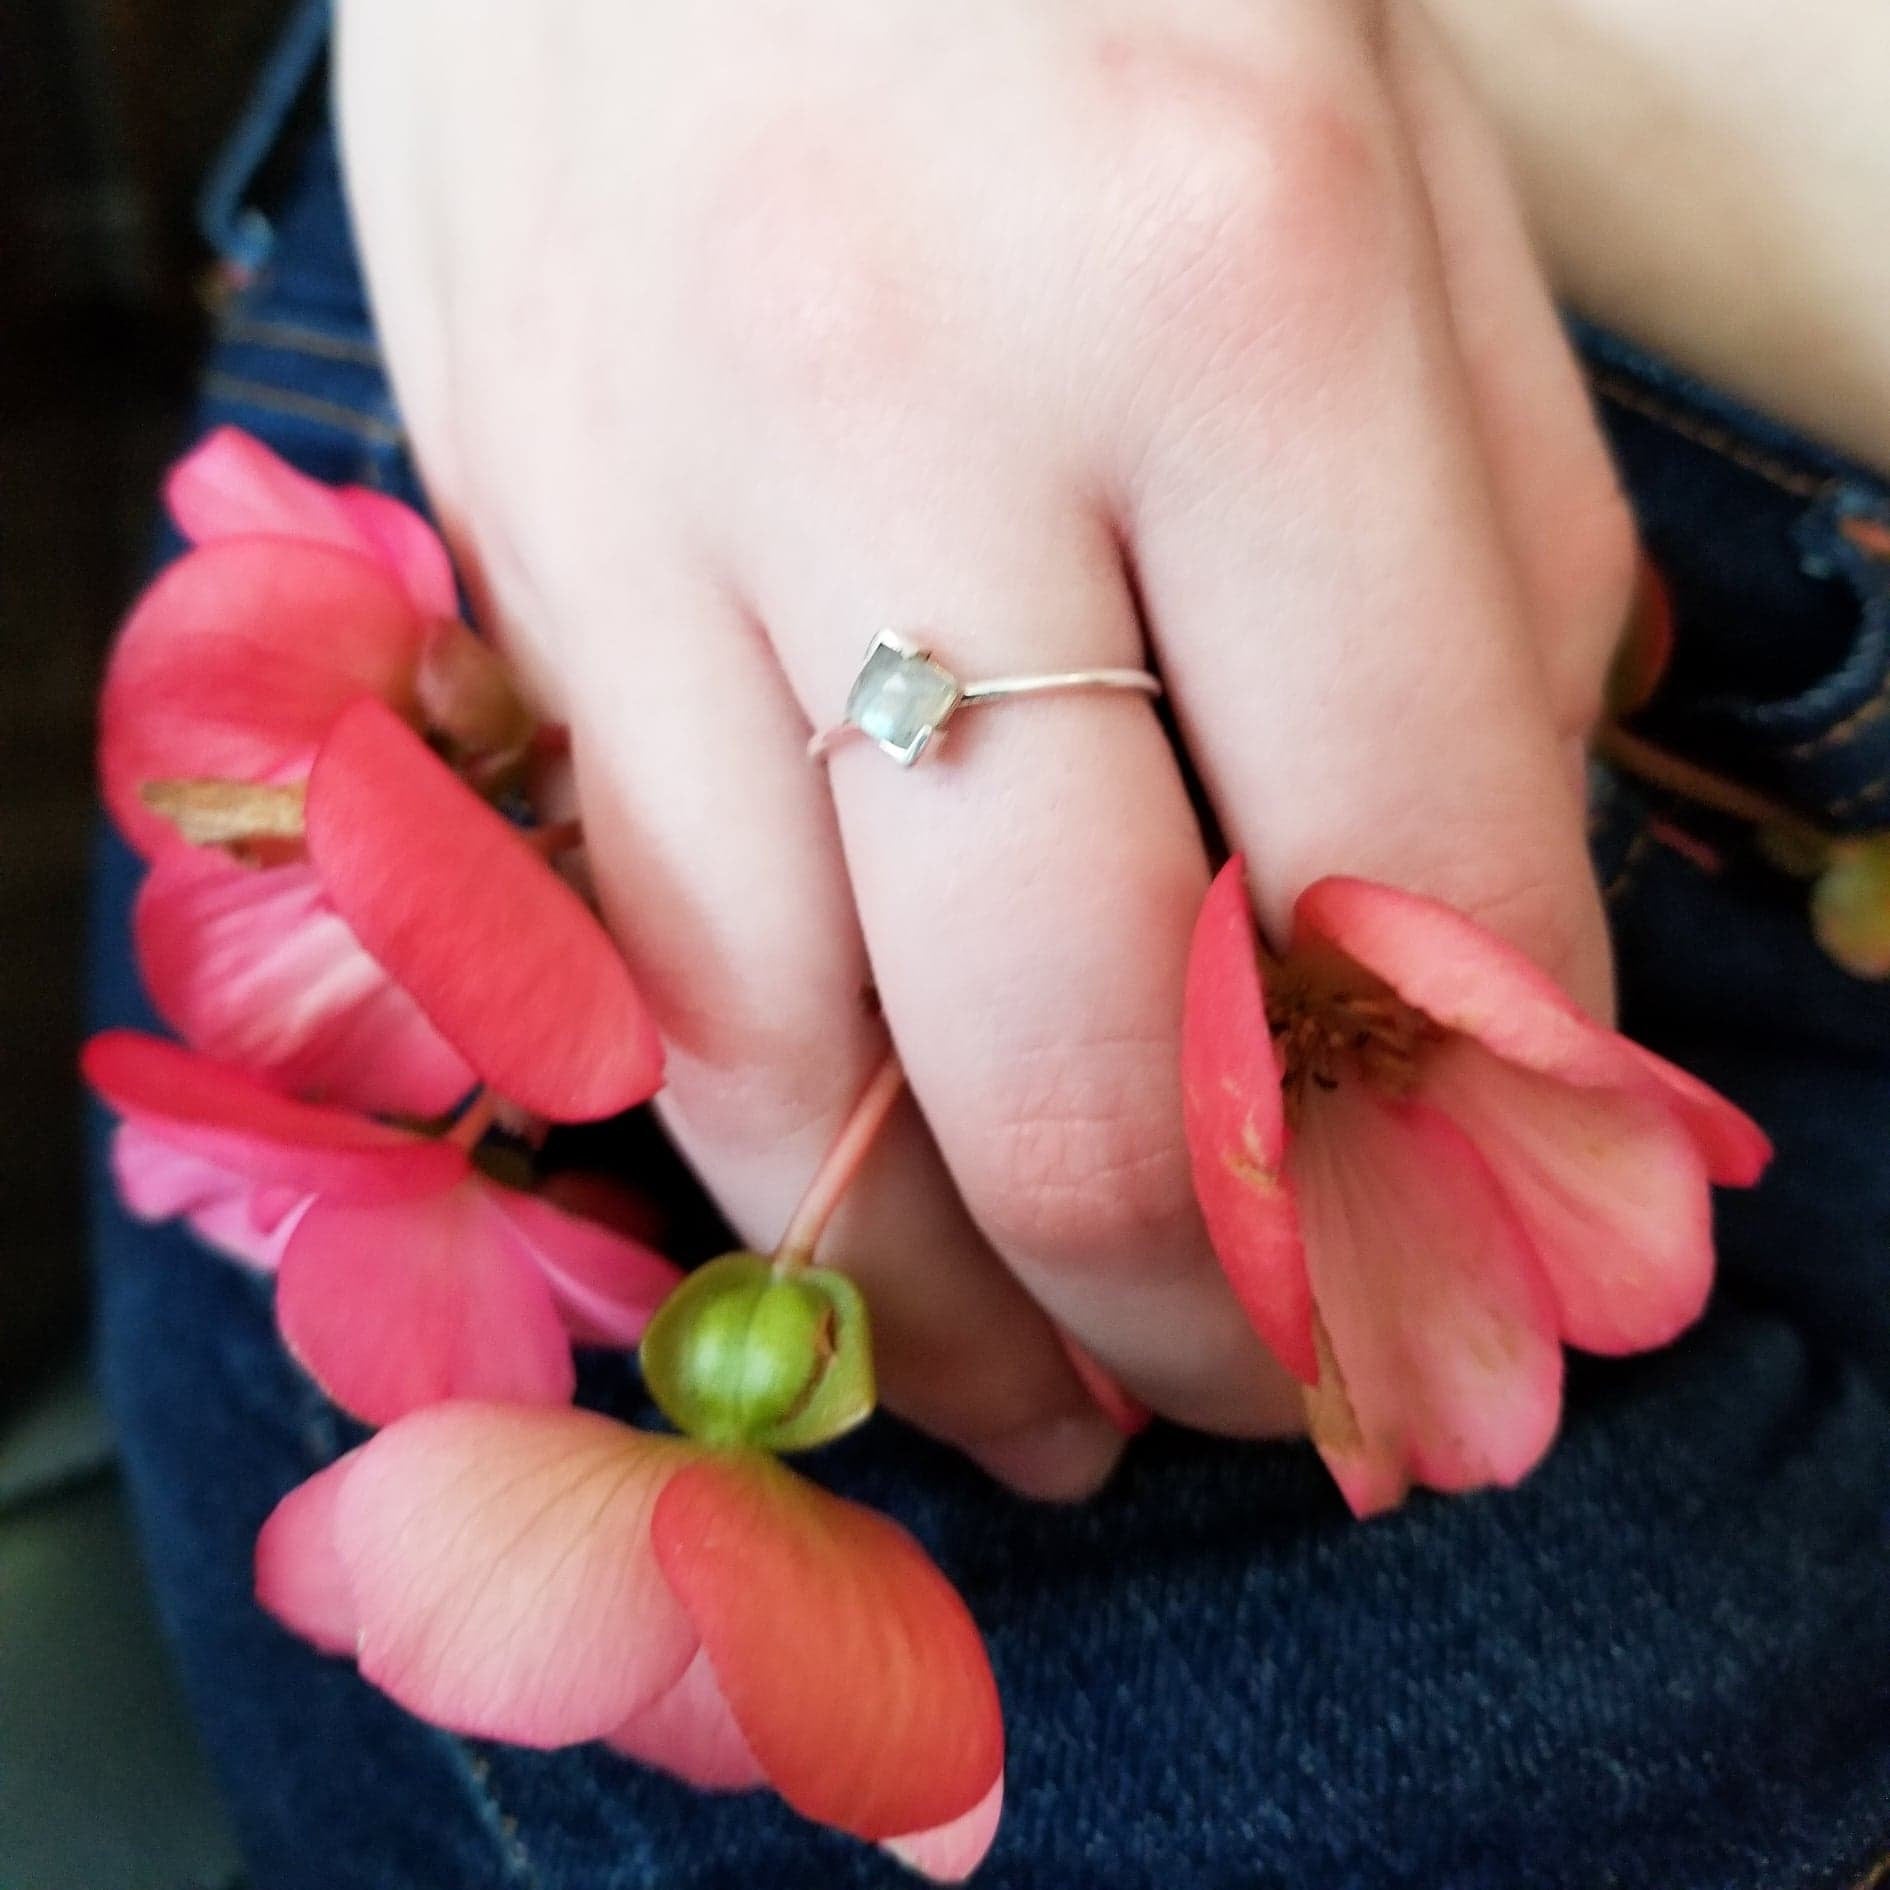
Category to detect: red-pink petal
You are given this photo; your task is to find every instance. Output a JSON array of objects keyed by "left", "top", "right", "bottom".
[
  {"left": 1055, "top": 1328, "right": 1151, "bottom": 1438},
  {"left": 481, "top": 1185, "right": 680, "bottom": 1348},
  {"left": 136, "top": 849, "right": 474, "bottom": 1118},
  {"left": 275, "top": 1182, "right": 576, "bottom": 1426},
  {"left": 1292, "top": 1084, "right": 1564, "bottom": 1518},
  {"left": 1615, "top": 1041, "right": 1772, "bottom": 1188},
  {"left": 83, "top": 1031, "right": 464, "bottom": 1202},
  {"left": 99, "top": 539, "right": 423, "bottom": 858},
  {"left": 883, "top": 1777, "right": 1006, "bottom": 1883},
  {"left": 1294, "top": 878, "right": 1771, "bottom": 1187},
  {"left": 332, "top": 1405, "right": 697, "bottom": 1744},
  {"left": 334, "top": 488, "right": 459, "bottom": 621},
  {"left": 305, "top": 700, "right": 664, "bottom": 1121},
  {"left": 653, "top": 1455, "right": 1003, "bottom": 1844},
  {"left": 1293, "top": 877, "right": 1639, "bottom": 1086},
  {"left": 165, "top": 427, "right": 352, "bottom": 547},
  {"left": 165, "top": 429, "right": 456, "bottom": 621},
  {"left": 1180, "top": 858, "right": 1317, "bottom": 1383},
  {"left": 606, "top": 1647, "right": 766, "bottom": 1792},
  {"left": 109, "top": 1123, "right": 309, "bottom": 1271},
  {"left": 254, "top": 1452, "right": 363, "bottom": 1656},
  {"left": 1419, "top": 1039, "right": 1718, "bottom": 1355}
]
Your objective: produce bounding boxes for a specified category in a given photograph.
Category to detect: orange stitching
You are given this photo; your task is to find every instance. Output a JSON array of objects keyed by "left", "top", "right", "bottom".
[
  {"left": 218, "top": 312, "right": 384, "bottom": 367},
  {"left": 1603, "top": 818, "right": 1655, "bottom": 906},
  {"left": 1845, "top": 516, "right": 1890, "bottom": 562},
  {"left": 201, "top": 370, "right": 404, "bottom": 447},
  {"left": 1829, "top": 776, "right": 1890, "bottom": 821},
  {"left": 1852, "top": 1852, "right": 1890, "bottom": 1890},
  {"left": 1783, "top": 667, "right": 1890, "bottom": 762},
  {"left": 1589, "top": 369, "right": 1833, "bottom": 502}
]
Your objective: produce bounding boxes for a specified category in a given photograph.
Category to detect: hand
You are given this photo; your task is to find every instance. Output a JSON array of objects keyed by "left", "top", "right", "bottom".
[{"left": 336, "top": 0, "right": 1636, "bottom": 1497}]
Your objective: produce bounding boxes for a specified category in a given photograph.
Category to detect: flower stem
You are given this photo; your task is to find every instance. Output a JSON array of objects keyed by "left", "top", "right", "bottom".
[
  {"left": 773, "top": 1052, "right": 907, "bottom": 1276},
  {"left": 1595, "top": 724, "right": 1830, "bottom": 857},
  {"left": 448, "top": 1088, "right": 499, "bottom": 1151}
]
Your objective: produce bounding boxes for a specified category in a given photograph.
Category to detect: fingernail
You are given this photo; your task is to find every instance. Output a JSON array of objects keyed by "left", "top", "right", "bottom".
[{"left": 970, "top": 1414, "right": 1125, "bottom": 1504}]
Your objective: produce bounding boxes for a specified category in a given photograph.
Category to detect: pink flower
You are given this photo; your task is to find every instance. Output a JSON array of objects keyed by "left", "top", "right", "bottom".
[
  {"left": 256, "top": 1402, "right": 1005, "bottom": 1880},
  {"left": 99, "top": 434, "right": 657, "bottom": 1120},
  {"left": 1181, "top": 860, "right": 1771, "bottom": 1518},
  {"left": 302, "top": 697, "right": 662, "bottom": 1121},
  {"left": 100, "top": 427, "right": 518, "bottom": 858},
  {"left": 134, "top": 846, "right": 478, "bottom": 1119},
  {"left": 129, "top": 687, "right": 662, "bottom": 1122},
  {"left": 85, "top": 1031, "right": 680, "bottom": 1425}
]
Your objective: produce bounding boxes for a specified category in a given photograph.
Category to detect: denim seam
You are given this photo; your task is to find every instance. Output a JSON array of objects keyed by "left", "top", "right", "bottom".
[
  {"left": 289, "top": 1368, "right": 549, "bottom": 1890},
  {"left": 462, "top": 1751, "right": 550, "bottom": 1890},
  {"left": 218, "top": 312, "right": 384, "bottom": 367},
  {"left": 200, "top": 370, "right": 404, "bottom": 447},
  {"left": 1589, "top": 368, "right": 1834, "bottom": 503}
]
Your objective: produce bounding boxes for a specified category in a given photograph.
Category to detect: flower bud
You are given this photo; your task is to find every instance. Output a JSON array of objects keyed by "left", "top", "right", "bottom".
[
  {"left": 1812, "top": 837, "right": 1890, "bottom": 979},
  {"left": 639, "top": 1254, "right": 876, "bottom": 1452},
  {"left": 416, "top": 620, "right": 535, "bottom": 758}
]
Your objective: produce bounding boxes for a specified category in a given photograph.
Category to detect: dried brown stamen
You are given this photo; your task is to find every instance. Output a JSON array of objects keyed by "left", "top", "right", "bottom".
[{"left": 1265, "top": 963, "right": 1437, "bottom": 1123}]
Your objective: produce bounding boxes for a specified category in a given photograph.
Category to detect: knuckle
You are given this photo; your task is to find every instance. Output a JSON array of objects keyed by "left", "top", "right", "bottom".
[
  {"left": 1094, "top": 32, "right": 1399, "bottom": 347},
  {"left": 662, "top": 1034, "right": 864, "bottom": 1163},
  {"left": 962, "top": 1033, "right": 1198, "bottom": 1267},
  {"left": 687, "top": 113, "right": 927, "bottom": 397},
  {"left": 1455, "top": 861, "right": 1602, "bottom": 1001}
]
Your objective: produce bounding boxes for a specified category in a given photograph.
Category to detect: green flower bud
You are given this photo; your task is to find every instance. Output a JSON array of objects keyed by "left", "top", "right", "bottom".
[
  {"left": 1812, "top": 837, "right": 1890, "bottom": 979},
  {"left": 638, "top": 1253, "right": 876, "bottom": 1452}
]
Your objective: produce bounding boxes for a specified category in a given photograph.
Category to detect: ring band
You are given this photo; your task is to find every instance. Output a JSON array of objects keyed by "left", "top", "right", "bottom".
[{"left": 808, "top": 630, "right": 1163, "bottom": 768}]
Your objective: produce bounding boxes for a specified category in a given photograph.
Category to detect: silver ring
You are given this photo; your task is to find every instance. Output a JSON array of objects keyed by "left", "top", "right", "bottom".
[{"left": 808, "top": 630, "right": 1163, "bottom": 768}]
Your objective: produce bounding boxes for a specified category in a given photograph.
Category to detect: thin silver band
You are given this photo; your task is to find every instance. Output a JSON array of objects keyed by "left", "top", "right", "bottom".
[
  {"left": 809, "top": 632, "right": 1163, "bottom": 768},
  {"left": 960, "top": 668, "right": 1163, "bottom": 706}
]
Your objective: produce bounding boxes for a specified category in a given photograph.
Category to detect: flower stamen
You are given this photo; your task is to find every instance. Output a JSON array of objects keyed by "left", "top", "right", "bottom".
[{"left": 1265, "top": 968, "right": 1435, "bottom": 1122}]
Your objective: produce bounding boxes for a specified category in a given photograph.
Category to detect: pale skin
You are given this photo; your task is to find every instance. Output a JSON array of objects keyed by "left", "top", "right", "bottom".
[{"left": 335, "top": 0, "right": 1888, "bottom": 1498}]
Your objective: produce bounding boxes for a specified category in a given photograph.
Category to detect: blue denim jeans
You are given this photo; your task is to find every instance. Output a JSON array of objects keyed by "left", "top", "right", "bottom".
[{"left": 87, "top": 28, "right": 1890, "bottom": 1890}]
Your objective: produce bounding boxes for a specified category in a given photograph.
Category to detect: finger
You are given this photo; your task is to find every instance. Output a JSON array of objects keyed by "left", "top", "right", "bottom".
[
  {"left": 1117, "top": 57, "right": 1613, "bottom": 1018},
  {"left": 1386, "top": 5, "right": 1639, "bottom": 735},
  {"left": 745, "top": 472, "right": 1307, "bottom": 1436},
  {"left": 546, "top": 557, "right": 1125, "bottom": 1498}
]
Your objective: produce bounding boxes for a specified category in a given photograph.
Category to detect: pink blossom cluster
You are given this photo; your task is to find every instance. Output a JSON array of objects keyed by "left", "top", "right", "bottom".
[
  {"left": 86, "top": 431, "right": 1003, "bottom": 1877},
  {"left": 86, "top": 429, "right": 1774, "bottom": 1880}
]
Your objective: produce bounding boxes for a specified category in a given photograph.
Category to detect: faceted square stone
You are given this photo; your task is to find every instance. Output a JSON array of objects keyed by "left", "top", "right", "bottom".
[{"left": 844, "top": 633, "right": 963, "bottom": 765}]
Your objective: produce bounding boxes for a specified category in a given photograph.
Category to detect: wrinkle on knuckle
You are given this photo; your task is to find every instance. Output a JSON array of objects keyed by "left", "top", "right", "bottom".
[{"left": 963, "top": 1032, "right": 1197, "bottom": 1266}]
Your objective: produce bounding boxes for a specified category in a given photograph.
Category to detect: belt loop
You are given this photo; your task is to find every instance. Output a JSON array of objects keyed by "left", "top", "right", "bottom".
[{"left": 195, "top": 0, "right": 333, "bottom": 284}]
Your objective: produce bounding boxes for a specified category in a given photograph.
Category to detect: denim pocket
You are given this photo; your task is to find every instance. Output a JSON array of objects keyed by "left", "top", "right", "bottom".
[{"left": 1585, "top": 324, "right": 1890, "bottom": 831}]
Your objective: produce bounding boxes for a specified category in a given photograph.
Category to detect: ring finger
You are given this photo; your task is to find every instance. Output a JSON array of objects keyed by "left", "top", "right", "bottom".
[{"left": 745, "top": 460, "right": 1304, "bottom": 1435}]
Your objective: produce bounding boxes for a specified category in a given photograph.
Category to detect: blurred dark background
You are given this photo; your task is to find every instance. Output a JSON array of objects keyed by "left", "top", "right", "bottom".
[
  {"left": 2, "top": 0, "right": 291, "bottom": 1397},
  {"left": 2, "top": 5, "right": 287, "bottom": 1882}
]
